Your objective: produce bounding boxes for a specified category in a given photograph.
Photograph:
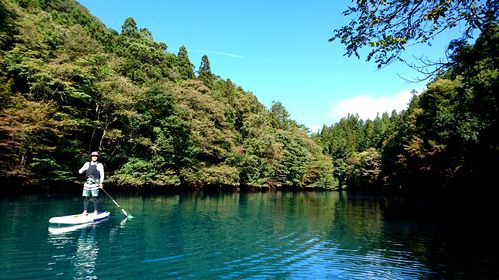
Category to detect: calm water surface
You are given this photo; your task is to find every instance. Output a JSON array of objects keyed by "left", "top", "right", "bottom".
[{"left": 0, "top": 191, "right": 496, "bottom": 279}]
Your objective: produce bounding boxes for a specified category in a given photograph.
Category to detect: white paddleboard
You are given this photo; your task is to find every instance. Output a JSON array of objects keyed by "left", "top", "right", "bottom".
[
  {"left": 49, "top": 211, "right": 110, "bottom": 225},
  {"left": 48, "top": 222, "right": 95, "bottom": 234}
]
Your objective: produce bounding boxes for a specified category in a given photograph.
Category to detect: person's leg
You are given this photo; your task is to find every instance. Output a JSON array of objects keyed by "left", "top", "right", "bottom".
[
  {"left": 82, "top": 188, "right": 90, "bottom": 215},
  {"left": 93, "top": 197, "right": 99, "bottom": 214},
  {"left": 91, "top": 188, "right": 100, "bottom": 214}
]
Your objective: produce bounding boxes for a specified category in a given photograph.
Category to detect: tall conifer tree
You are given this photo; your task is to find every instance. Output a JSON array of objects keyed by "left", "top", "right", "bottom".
[
  {"left": 176, "top": 45, "right": 194, "bottom": 80},
  {"left": 197, "top": 55, "right": 215, "bottom": 85}
]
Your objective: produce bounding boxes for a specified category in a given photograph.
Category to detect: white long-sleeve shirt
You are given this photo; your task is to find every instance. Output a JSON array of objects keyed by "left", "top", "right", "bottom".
[{"left": 79, "top": 162, "right": 105, "bottom": 183}]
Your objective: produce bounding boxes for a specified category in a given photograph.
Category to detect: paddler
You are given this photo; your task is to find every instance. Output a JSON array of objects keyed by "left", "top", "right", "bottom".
[{"left": 78, "top": 151, "right": 104, "bottom": 215}]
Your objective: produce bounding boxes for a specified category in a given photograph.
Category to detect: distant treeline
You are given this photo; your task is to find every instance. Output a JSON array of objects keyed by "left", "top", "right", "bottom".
[
  {"left": 314, "top": 25, "right": 498, "bottom": 193},
  {"left": 0, "top": 0, "right": 334, "bottom": 190}
]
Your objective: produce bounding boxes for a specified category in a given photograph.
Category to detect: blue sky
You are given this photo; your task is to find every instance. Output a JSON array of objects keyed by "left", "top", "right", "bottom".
[{"left": 78, "top": 0, "right": 461, "bottom": 132}]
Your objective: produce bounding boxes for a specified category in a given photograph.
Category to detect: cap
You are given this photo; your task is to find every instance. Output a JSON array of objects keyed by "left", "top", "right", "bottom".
[{"left": 90, "top": 151, "right": 99, "bottom": 156}]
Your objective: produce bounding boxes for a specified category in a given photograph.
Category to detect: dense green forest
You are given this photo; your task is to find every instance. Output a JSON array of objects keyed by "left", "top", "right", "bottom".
[
  {"left": 315, "top": 25, "right": 498, "bottom": 192},
  {"left": 0, "top": 0, "right": 335, "bottom": 190},
  {"left": 323, "top": 0, "right": 498, "bottom": 193},
  {"left": 0, "top": 0, "right": 497, "bottom": 194}
]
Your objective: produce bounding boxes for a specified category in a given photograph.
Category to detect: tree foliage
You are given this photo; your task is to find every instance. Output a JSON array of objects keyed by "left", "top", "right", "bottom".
[
  {"left": 0, "top": 0, "right": 335, "bottom": 190},
  {"left": 314, "top": 112, "right": 397, "bottom": 189},
  {"left": 330, "top": 0, "right": 498, "bottom": 68},
  {"left": 318, "top": 24, "right": 498, "bottom": 192},
  {"left": 176, "top": 45, "right": 194, "bottom": 80},
  {"left": 197, "top": 54, "right": 215, "bottom": 86},
  {"left": 381, "top": 25, "right": 498, "bottom": 191}
]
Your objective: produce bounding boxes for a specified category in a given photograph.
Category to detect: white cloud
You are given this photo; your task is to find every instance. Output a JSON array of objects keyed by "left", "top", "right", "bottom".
[{"left": 330, "top": 89, "right": 422, "bottom": 121}]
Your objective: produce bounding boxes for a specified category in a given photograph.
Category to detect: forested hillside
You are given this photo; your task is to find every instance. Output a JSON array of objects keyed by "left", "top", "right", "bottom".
[
  {"left": 1, "top": 0, "right": 496, "bottom": 194},
  {"left": 315, "top": 25, "right": 498, "bottom": 193},
  {"left": 0, "top": 0, "right": 335, "bottom": 190}
]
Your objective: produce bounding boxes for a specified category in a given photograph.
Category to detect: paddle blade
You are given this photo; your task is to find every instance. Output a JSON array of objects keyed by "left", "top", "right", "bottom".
[{"left": 121, "top": 208, "right": 129, "bottom": 217}]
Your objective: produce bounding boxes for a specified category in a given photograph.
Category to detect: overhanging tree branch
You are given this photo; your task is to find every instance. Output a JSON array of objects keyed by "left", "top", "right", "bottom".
[{"left": 330, "top": 0, "right": 498, "bottom": 75}]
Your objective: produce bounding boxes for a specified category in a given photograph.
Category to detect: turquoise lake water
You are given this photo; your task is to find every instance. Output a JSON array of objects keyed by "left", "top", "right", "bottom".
[{"left": 0, "top": 191, "right": 496, "bottom": 279}]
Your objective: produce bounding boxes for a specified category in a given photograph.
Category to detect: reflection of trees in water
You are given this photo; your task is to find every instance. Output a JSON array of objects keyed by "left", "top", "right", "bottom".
[
  {"left": 331, "top": 193, "right": 498, "bottom": 279},
  {"left": 331, "top": 192, "right": 386, "bottom": 250},
  {"left": 73, "top": 226, "right": 99, "bottom": 279}
]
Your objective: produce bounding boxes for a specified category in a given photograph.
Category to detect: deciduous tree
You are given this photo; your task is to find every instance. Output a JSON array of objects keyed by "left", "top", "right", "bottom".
[{"left": 330, "top": 0, "right": 498, "bottom": 69}]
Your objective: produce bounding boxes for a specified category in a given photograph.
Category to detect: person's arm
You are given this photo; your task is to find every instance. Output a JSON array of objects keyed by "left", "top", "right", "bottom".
[
  {"left": 97, "top": 163, "right": 105, "bottom": 187},
  {"left": 78, "top": 162, "right": 89, "bottom": 174}
]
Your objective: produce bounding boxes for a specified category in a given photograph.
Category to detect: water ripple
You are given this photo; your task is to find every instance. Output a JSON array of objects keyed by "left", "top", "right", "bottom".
[
  {"left": 1, "top": 192, "right": 495, "bottom": 279},
  {"left": 142, "top": 253, "right": 191, "bottom": 263}
]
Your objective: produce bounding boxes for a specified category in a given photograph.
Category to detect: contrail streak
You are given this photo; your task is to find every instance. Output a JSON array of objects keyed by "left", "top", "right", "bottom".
[{"left": 191, "top": 49, "right": 244, "bottom": 58}]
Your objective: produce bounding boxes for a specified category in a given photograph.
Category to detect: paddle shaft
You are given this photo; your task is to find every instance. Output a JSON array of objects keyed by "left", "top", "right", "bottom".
[{"left": 100, "top": 188, "right": 129, "bottom": 217}]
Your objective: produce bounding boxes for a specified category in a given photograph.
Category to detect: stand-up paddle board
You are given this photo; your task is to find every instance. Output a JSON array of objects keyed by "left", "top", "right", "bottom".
[
  {"left": 49, "top": 211, "right": 110, "bottom": 225},
  {"left": 48, "top": 220, "right": 102, "bottom": 234}
]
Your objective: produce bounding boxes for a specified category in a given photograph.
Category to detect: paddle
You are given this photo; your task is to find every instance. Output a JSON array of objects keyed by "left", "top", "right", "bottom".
[{"left": 101, "top": 188, "right": 129, "bottom": 217}]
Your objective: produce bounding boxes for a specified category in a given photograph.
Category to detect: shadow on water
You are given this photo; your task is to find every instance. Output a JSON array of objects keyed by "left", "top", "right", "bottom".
[{"left": 337, "top": 191, "right": 498, "bottom": 279}]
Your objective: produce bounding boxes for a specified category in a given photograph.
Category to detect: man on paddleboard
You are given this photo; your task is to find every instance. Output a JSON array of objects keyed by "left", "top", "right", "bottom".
[{"left": 78, "top": 151, "right": 105, "bottom": 215}]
